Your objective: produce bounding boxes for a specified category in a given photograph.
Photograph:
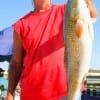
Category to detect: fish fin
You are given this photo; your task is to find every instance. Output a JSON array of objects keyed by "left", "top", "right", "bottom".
[
  {"left": 76, "top": 19, "right": 84, "bottom": 38},
  {"left": 88, "top": 22, "right": 94, "bottom": 40},
  {"left": 82, "top": 72, "right": 88, "bottom": 84}
]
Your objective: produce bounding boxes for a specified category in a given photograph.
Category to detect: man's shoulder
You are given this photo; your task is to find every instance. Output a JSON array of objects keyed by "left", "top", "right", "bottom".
[
  {"left": 53, "top": 4, "right": 66, "bottom": 8},
  {"left": 20, "top": 12, "right": 33, "bottom": 20},
  {"left": 52, "top": 4, "right": 66, "bottom": 12},
  {"left": 52, "top": 4, "right": 66, "bottom": 13}
]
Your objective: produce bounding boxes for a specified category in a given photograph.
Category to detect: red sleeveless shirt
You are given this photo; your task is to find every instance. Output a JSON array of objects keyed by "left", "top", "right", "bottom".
[{"left": 13, "top": 4, "right": 67, "bottom": 100}]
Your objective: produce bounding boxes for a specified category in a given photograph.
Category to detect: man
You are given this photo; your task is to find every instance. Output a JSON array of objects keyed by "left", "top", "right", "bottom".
[{"left": 6, "top": 0, "right": 98, "bottom": 100}]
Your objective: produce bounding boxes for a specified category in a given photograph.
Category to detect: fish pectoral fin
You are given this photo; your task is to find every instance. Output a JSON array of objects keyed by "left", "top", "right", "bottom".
[{"left": 76, "top": 19, "right": 84, "bottom": 38}]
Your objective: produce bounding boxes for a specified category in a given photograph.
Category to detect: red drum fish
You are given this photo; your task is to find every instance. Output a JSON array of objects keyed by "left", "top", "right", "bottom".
[{"left": 64, "top": 0, "right": 95, "bottom": 100}]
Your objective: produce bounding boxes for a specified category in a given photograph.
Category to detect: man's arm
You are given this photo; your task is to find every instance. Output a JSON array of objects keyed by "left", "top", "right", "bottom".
[
  {"left": 85, "top": 0, "right": 98, "bottom": 22},
  {"left": 6, "top": 31, "right": 24, "bottom": 100}
]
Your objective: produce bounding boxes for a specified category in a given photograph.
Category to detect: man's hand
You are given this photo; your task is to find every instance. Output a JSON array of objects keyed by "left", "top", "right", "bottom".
[
  {"left": 85, "top": 0, "right": 98, "bottom": 19},
  {"left": 5, "top": 92, "right": 13, "bottom": 100}
]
